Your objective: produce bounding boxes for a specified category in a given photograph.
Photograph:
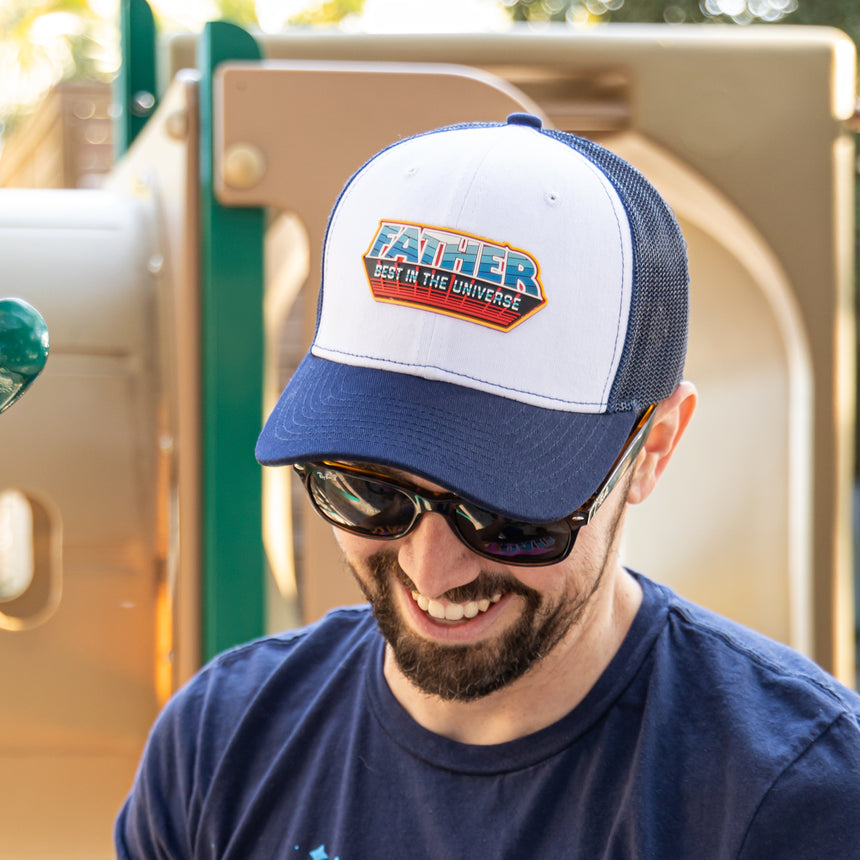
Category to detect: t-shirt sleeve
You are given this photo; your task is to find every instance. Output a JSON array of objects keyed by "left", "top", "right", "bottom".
[
  {"left": 114, "top": 678, "right": 206, "bottom": 860},
  {"left": 739, "top": 712, "right": 860, "bottom": 859}
]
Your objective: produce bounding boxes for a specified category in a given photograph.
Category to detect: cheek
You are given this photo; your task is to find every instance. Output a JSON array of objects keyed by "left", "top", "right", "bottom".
[
  {"left": 332, "top": 526, "right": 387, "bottom": 565},
  {"left": 331, "top": 527, "right": 367, "bottom": 558},
  {"left": 576, "top": 482, "right": 629, "bottom": 554},
  {"left": 514, "top": 513, "right": 623, "bottom": 600},
  {"left": 507, "top": 564, "right": 569, "bottom": 605},
  {"left": 331, "top": 525, "right": 351, "bottom": 553}
]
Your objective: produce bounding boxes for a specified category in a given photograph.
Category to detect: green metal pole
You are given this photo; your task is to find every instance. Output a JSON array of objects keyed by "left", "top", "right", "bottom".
[
  {"left": 198, "top": 21, "right": 266, "bottom": 659},
  {"left": 115, "top": 0, "right": 157, "bottom": 157}
]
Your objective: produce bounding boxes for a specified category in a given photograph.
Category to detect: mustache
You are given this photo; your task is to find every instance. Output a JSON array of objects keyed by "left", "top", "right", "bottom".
[{"left": 366, "top": 548, "right": 537, "bottom": 603}]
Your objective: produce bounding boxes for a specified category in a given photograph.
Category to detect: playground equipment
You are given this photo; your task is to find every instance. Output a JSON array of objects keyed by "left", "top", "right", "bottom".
[
  {"left": 0, "top": 298, "right": 49, "bottom": 415},
  {"left": 0, "top": 2, "right": 856, "bottom": 855},
  {"left": 0, "top": 298, "right": 51, "bottom": 625}
]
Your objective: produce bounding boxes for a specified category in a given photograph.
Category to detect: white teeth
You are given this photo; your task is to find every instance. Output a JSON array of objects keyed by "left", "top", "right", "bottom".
[
  {"left": 411, "top": 590, "right": 502, "bottom": 621},
  {"left": 427, "top": 599, "right": 446, "bottom": 620},
  {"left": 444, "top": 603, "right": 465, "bottom": 621}
]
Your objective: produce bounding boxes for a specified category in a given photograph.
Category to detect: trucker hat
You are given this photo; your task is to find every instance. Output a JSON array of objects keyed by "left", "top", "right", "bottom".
[{"left": 256, "top": 113, "right": 688, "bottom": 522}]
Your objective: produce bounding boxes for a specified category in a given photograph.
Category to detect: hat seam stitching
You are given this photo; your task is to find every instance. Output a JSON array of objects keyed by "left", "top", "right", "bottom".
[
  {"left": 549, "top": 135, "right": 630, "bottom": 405},
  {"left": 313, "top": 345, "right": 610, "bottom": 409},
  {"left": 587, "top": 169, "right": 628, "bottom": 405}
]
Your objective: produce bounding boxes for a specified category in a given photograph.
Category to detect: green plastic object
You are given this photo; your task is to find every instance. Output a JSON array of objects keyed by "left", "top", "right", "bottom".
[
  {"left": 0, "top": 298, "right": 49, "bottom": 415},
  {"left": 115, "top": 0, "right": 158, "bottom": 157},
  {"left": 198, "top": 21, "right": 266, "bottom": 660}
]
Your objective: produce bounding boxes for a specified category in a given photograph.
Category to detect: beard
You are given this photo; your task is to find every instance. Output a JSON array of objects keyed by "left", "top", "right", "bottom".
[{"left": 348, "top": 545, "right": 611, "bottom": 703}]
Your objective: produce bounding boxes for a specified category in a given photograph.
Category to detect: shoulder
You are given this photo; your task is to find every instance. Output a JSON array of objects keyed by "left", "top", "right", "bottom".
[
  {"left": 737, "top": 708, "right": 860, "bottom": 857},
  {"left": 173, "top": 604, "right": 379, "bottom": 722},
  {"left": 204, "top": 604, "right": 377, "bottom": 678},
  {"left": 634, "top": 576, "right": 860, "bottom": 762},
  {"left": 115, "top": 605, "right": 379, "bottom": 857},
  {"left": 141, "top": 603, "right": 378, "bottom": 753},
  {"left": 632, "top": 578, "right": 860, "bottom": 855},
  {"left": 642, "top": 580, "right": 860, "bottom": 846},
  {"left": 658, "top": 585, "right": 860, "bottom": 723}
]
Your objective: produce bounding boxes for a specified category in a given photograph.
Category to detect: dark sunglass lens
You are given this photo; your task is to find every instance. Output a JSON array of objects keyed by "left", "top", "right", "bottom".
[
  {"left": 455, "top": 506, "right": 571, "bottom": 562},
  {"left": 308, "top": 469, "right": 415, "bottom": 537}
]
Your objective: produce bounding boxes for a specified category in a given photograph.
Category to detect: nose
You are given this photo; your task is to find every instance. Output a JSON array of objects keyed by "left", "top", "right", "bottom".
[{"left": 397, "top": 512, "right": 484, "bottom": 599}]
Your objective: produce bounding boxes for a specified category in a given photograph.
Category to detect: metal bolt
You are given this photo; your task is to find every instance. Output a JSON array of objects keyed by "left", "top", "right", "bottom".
[
  {"left": 131, "top": 91, "right": 156, "bottom": 118},
  {"left": 223, "top": 143, "right": 266, "bottom": 190},
  {"left": 165, "top": 110, "right": 188, "bottom": 141}
]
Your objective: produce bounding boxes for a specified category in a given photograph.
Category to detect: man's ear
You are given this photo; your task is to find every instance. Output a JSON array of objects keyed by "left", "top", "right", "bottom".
[{"left": 627, "top": 381, "right": 697, "bottom": 506}]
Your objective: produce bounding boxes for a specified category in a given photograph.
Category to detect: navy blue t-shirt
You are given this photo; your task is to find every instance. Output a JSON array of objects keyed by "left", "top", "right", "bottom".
[{"left": 116, "top": 574, "right": 860, "bottom": 859}]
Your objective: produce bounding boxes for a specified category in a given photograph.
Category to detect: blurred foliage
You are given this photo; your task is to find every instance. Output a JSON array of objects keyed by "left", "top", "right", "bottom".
[
  {"left": 0, "top": 0, "right": 115, "bottom": 132},
  {"left": 154, "top": 0, "right": 367, "bottom": 29},
  {"left": 211, "top": 0, "right": 258, "bottom": 28},
  {"left": 0, "top": 0, "right": 110, "bottom": 82},
  {"left": 0, "top": 0, "right": 366, "bottom": 132},
  {"left": 288, "top": 0, "right": 366, "bottom": 26},
  {"left": 0, "top": 0, "right": 855, "bottom": 136},
  {"left": 777, "top": 0, "right": 860, "bottom": 46},
  {"left": 503, "top": 0, "right": 860, "bottom": 43}
]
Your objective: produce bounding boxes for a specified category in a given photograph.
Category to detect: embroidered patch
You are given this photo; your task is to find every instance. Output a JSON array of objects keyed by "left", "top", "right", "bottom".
[{"left": 363, "top": 220, "right": 546, "bottom": 331}]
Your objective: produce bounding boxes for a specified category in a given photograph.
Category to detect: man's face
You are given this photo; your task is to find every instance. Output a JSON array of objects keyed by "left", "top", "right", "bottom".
[{"left": 334, "top": 466, "right": 630, "bottom": 703}]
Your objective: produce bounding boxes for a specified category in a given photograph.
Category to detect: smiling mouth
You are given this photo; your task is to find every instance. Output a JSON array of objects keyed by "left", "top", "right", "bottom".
[{"left": 410, "top": 590, "right": 503, "bottom": 622}]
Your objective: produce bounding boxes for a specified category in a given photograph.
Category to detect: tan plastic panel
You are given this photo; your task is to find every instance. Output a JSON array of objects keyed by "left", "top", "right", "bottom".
[
  {"left": 0, "top": 76, "right": 200, "bottom": 859},
  {"left": 107, "top": 71, "right": 203, "bottom": 691},
  {"left": 613, "top": 131, "right": 813, "bottom": 652},
  {"left": 201, "top": 31, "right": 856, "bottom": 680},
  {"left": 0, "top": 192, "right": 161, "bottom": 859}
]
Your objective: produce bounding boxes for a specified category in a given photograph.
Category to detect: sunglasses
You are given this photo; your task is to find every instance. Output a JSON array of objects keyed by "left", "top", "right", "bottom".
[{"left": 294, "top": 406, "right": 655, "bottom": 567}]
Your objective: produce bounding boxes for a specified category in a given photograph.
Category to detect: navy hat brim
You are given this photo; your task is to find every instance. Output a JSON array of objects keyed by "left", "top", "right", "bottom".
[{"left": 256, "top": 353, "right": 639, "bottom": 523}]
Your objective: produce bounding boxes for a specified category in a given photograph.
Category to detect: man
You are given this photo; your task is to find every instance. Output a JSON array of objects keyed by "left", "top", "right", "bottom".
[{"left": 117, "top": 114, "right": 860, "bottom": 858}]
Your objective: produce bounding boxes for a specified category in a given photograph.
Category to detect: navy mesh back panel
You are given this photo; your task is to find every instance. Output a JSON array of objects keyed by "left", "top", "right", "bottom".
[{"left": 544, "top": 129, "right": 689, "bottom": 412}]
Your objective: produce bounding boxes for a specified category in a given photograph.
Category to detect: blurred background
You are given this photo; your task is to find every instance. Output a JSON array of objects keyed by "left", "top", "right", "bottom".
[
  {"left": 0, "top": 1, "right": 858, "bottom": 856},
  {"left": 2, "top": 0, "right": 858, "bottom": 187}
]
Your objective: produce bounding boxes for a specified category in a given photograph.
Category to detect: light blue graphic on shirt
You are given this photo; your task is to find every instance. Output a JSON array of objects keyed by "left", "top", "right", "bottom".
[{"left": 293, "top": 844, "right": 338, "bottom": 860}]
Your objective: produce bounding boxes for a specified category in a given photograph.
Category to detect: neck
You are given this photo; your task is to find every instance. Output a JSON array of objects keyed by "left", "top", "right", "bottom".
[{"left": 382, "top": 561, "right": 642, "bottom": 745}]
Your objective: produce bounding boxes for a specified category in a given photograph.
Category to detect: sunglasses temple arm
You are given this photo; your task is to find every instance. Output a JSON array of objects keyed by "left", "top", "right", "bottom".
[{"left": 582, "top": 410, "right": 655, "bottom": 526}]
